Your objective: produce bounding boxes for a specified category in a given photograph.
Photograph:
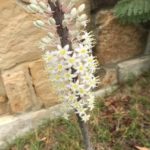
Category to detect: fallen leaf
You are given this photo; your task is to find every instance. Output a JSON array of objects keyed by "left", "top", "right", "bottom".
[{"left": 135, "top": 146, "right": 150, "bottom": 150}]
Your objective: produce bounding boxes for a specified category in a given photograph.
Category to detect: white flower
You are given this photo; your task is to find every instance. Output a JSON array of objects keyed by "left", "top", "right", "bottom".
[
  {"left": 84, "top": 56, "right": 99, "bottom": 73},
  {"left": 64, "top": 71, "right": 77, "bottom": 81},
  {"left": 82, "top": 32, "right": 96, "bottom": 49},
  {"left": 57, "top": 45, "right": 72, "bottom": 58},
  {"left": 63, "top": 113, "right": 70, "bottom": 120},
  {"left": 87, "top": 94, "right": 95, "bottom": 110},
  {"left": 77, "top": 106, "right": 87, "bottom": 116},
  {"left": 30, "top": 0, "right": 99, "bottom": 122},
  {"left": 88, "top": 76, "right": 100, "bottom": 89},
  {"left": 66, "top": 94, "right": 77, "bottom": 102},
  {"left": 77, "top": 86, "right": 88, "bottom": 97},
  {"left": 88, "top": 103, "right": 94, "bottom": 111},
  {"left": 75, "top": 45, "right": 89, "bottom": 57},
  {"left": 75, "top": 63, "right": 86, "bottom": 74},
  {"left": 69, "top": 80, "right": 80, "bottom": 92},
  {"left": 71, "top": 101, "right": 80, "bottom": 109},
  {"left": 82, "top": 114, "right": 90, "bottom": 122},
  {"left": 56, "top": 63, "right": 64, "bottom": 72},
  {"left": 66, "top": 54, "right": 78, "bottom": 67}
]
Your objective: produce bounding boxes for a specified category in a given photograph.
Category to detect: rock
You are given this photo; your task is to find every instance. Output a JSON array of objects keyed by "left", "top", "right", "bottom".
[
  {"left": 118, "top": 55, "right": 150, "bottom": 82},
  {"left": 2, "top": 69, "right": 37, "bottom": 113},
  {"left": 95, "top": 10, "right": 146, "bottom": 65},
  {"left": 91, "top": 0, "right": 119, "bottom": 12},
  {"left": 0, "top": 103, "right": 9, "bottom": 115},
  {"left": 0, "top": 75, "right": 6, "bottom": 96},
  {"left": 94, "top": 85, "right": 118, "bottom": 98},
  {"left": 0, "top": 96, "right": 7, "bottom": 103},
  {"left": 0, "top": 103, "right": 72, "bottom": 150},
  {"left": 144, "top": 30, "right": 150, "bottom": 55},
  {"left": 0, "top": 0, "right": 44, "bottom": 70},
  {"left": 29, "top": 60, "right": 59, "bottom": 107},
  {"left": 98, "top": 67, "right": 118, "bottom": 88}
]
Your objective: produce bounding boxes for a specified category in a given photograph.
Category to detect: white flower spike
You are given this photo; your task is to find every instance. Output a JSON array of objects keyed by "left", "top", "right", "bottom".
[{"left": 29, "top": 0, "right": 99, "bottom": 122}]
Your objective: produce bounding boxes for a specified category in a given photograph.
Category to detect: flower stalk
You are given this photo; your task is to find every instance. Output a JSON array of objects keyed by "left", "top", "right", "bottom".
[
  {"left": 28, "top": 0, "right": 99, "bottom": 149},
  {"left": 47, "top": 2, "right": 94, "bottom": 149}
]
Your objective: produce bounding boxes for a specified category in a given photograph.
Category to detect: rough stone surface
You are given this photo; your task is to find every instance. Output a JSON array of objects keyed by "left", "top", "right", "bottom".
[
  {"left": 0, "top": 103, "right": 72, "bottom": 150},
  {"left": 0, "top": 75, "right": 6, "bottom": 96},
  {"left": 94, "top": 85, "right": 118, "bottom": 98},
  {"left": 0, "top": 103, "right": 9, "bottom": 115},
  {"left": 98, "top": 67, "right": 118, "bottom": 88},
  {"left": 91, "top": 0, "right": 118, "bottom": 11},
  {"left": 29, "top": 60, "right": 59, "bottom": 107},
  {"left": 0, "top": 0, "right": 44, "bottom": 70},
  {"left": 2, "top": 69, "right": 37, "bottom": 113},
  {"left": 0, "top": 96, "right": 7, "bottom": 103},
  {"left": 95, "top": 10, "right": 147, "bottom": 65},
  {"left": 118, "top": 55, "right": 150, "bottom": 82}
]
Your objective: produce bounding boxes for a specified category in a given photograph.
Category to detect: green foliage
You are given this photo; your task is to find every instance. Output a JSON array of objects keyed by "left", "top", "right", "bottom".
[{"left": 114, "top": 0, "right": 150, "bottom": 24}]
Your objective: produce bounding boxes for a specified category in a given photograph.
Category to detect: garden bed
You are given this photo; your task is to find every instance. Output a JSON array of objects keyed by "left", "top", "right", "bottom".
[{"left": 7, "top": 72, "right": 150, "bottom": 150}]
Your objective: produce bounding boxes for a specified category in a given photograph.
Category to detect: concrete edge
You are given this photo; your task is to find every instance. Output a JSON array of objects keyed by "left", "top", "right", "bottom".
[
  {"left": 0, "top": 85, "right": 118, "bottom": 150},
  {"left": 117, "top": 55, "right": 150, "bottom": 82}
]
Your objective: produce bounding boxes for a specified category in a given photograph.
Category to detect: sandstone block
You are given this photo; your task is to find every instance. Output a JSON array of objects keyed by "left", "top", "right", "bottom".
[
  {"left": 0, "top": 96, "right": 7, "bottom": 103},
  {"left": 0, "top": 76, "right": 6, "bottom": 96},
  {"left": 91, "top": 0, "right": 118, "bottom": 11},
  {"left": 95, "top": 10, "right": 146, "bottom": 65},
  {"left": 0, "top": 103, "right": 8, "bottom": 115},
  {"left": 0, "top": 0, "right": 44, "bottom": 70},
  {"left": 29, "top": 60, "right": 59, "bottom": 107},
  {"left": 2, "top": 70, "right": 36, "bottom": 113}
]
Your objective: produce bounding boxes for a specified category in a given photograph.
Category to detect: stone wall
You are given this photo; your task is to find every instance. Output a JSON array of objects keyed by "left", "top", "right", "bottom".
[{"left": 0, "top": 0, "right": 148, "bottom": 116}]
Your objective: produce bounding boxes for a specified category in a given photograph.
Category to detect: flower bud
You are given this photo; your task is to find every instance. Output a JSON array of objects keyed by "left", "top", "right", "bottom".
[
  {"left": 78, "top": 14, "right": 87, "bottom": 21},
  {"left": 41, "top": 37, "right": 51, "bottom": 44},
  {"left": 30, "top": 0, "right": 37, "bottom": 4},
  {"left": 71, "top": 8, "right": 77, "bottom": 17},
  {"left": 39, "top": 1, "right": 47, "bottom": 10},
  {"left": 78, "top": 4, "right": 85, "bottom": 13},
  {"left": 33, "top": 20, "right": 45, "bottom": 28},
  {"left": 47, "top": 6, "right": 52, "bottom": 12},
  {"left": 47, "top": 32, "right": 54, "bottom": 38},
  {"left": 28, "top": 4, "right": 39, "bottom": 12},
  {"left": 48, "top": 17, "right": 56, "bottom": 25}
]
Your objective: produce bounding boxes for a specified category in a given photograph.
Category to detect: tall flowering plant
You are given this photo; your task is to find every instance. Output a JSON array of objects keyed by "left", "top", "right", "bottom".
[{"left": 28, "top": 0, "right": 99, "bottom": 149}]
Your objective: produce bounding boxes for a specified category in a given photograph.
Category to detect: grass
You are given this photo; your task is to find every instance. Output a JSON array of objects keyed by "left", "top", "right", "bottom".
[{"left": 6, "top": 72, "right": 150, "bottom": 150}]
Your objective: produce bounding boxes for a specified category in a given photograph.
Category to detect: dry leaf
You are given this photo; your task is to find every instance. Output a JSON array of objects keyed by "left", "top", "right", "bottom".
[{"left": 135, "top": 146, "right": 150, "bottom": 150}]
